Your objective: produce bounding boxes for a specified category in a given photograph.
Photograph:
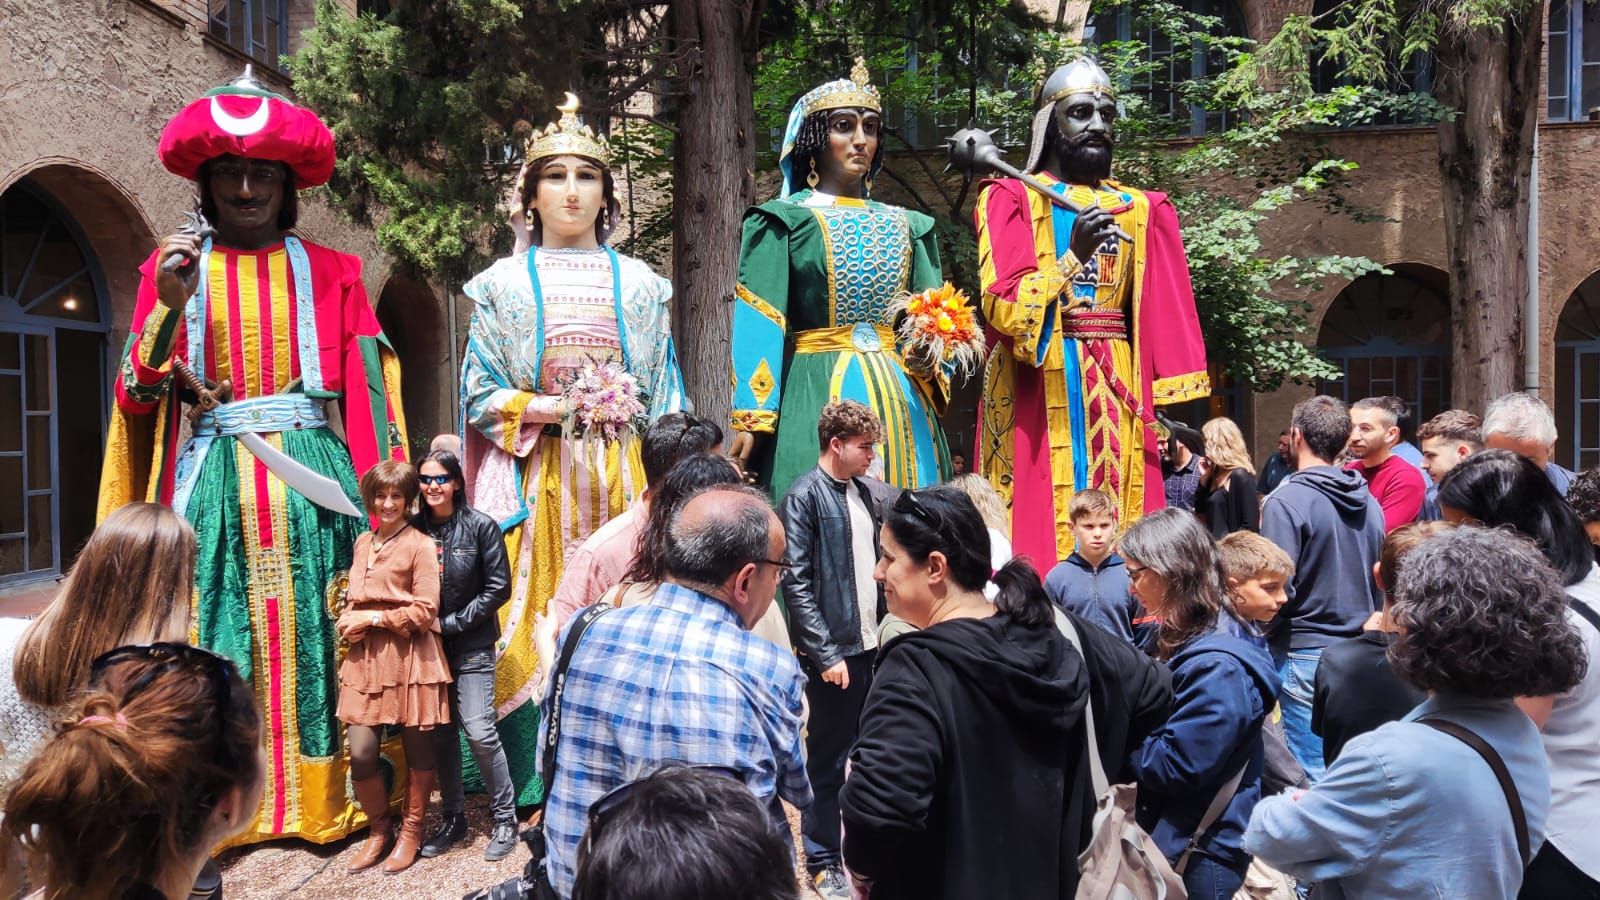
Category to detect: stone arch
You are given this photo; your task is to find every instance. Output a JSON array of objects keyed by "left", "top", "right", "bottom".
[
  {"left": 375, "top": 272, "right": 449, "bottom": 452},
  {"left": 0, "top": 162, "right": 153, "bottom": 584},
  {"left": 1314, "top": 262, "right": 1452, "bottom": 427},
  {"left": 0, "top": 158, "right": 157, "bottom": 342},
  {"left": 1553, "top": 267, "right": 1600, "bottom": 470}
]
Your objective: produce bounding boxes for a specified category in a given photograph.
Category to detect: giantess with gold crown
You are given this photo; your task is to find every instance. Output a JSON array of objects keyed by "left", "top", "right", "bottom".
[{"left": 457, "top": 95, "right": 687, "bottom": 804}]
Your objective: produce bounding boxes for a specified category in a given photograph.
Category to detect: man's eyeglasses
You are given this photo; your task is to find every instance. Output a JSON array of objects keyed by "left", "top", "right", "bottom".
[
  {"left": 893, "top": 488, "right": 945, "bottom": 531},
  {"left": 754, "top": 557, "right": 794, "bottom": 572},
  {"left": 89, "top": 642, "right": 240, "bottom": 768},
  {"left": 418, "top": 474, "right": 454, "bottom": 486}
]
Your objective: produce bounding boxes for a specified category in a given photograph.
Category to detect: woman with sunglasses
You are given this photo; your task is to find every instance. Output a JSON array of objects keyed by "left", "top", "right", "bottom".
[
  {"left": 1119, "top": 508, "right": 1281, "bottom": 899},
  {"left": 337, "top": 460, "right": 451, "bottom": 874},
  {"left": 409, "top": 449, "right": 519, "bottom": 863},
  {"left": 839, "top": 486, "right": 1092, "bottom": 899},
  {"left": 1, "top": 643, "right": 262, "bottom": 900}
]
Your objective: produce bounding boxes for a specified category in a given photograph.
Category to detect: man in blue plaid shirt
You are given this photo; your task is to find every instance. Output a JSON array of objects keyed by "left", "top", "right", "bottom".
[{"left": 539, "top": 484, "right": 812, "bottom": 898}]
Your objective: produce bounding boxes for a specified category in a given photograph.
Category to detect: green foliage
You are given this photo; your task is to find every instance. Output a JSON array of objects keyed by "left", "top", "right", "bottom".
[
  {"left": 289, "top": 0, "right": 593, "bottom": 284},
  {"left": 294, "top": 0, "right": 1489, "bottom": 392}
]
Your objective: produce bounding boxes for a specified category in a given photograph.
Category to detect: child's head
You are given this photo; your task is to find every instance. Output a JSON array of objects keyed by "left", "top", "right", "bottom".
[
  {"left": 1217, "top": 531, "right": 1294, "bottom": 623},
  {"left": 1068, "top": 490, "right": 1118, "bottom": 560},
  {"left": 1376, "top": 520, "right": 1451, "bottom": 596}
]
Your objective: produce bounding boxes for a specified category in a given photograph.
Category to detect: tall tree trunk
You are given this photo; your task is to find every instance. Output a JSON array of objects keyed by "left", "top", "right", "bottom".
[
  {"left": 1433, "top": 4, "right": 1544, "bottom": 408},
  {"left": 668, "top": 0, "right": 760, "bottom": 426}
]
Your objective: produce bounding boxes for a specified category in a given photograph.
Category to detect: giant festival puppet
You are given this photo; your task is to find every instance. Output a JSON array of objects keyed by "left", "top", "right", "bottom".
[
  {"left": 963, "top": 56, "right": 1210, "bottom": 566},
  {"left": 730, "top": 59, "right": 952, "bottom": 498},
  {"left": 458, "top": 96, "right": 687, "bottom": 805},
  {"left": 97, "top": 67, "right": 409, "bottom": 844}
]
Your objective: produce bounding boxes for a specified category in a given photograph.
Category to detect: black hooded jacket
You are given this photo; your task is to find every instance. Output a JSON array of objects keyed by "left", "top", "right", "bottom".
[{"left": 839, "top": 614, "right": 1093, "bottom": 900}]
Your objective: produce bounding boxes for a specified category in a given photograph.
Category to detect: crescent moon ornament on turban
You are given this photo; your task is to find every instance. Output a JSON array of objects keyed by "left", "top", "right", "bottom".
[
  {"left": 208, "top": 94, "right": 271, "bottom": 137},
  {"left": 158, "top": 65, "right": 337, "bottom": 187}
]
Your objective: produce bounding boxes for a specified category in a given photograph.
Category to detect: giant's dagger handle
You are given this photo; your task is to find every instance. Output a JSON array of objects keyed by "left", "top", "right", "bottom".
[
  {"left": 945, "top": 125, "right": 1132, "bottom": 243},
  {"left": 160, "top": 203, "right": 218, "bottom": 275}
]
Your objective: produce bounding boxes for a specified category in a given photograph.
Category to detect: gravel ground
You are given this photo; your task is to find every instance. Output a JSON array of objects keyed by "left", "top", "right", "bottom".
[{"left": 218, "top": 798, "right": 815, "bottom": 899}]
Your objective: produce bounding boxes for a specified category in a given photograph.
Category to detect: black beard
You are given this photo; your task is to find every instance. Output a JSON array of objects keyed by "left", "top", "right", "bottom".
[{"left": 1052, "top": 134, "right": 1113, "bottom": 184}]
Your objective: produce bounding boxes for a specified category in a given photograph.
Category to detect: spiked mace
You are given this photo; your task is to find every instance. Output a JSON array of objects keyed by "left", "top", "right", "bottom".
[{"left": 944, "top": 124, "right": 1131, "bottom": 243}]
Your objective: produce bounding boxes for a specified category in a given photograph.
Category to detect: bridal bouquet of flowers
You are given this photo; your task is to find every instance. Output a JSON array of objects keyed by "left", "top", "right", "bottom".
[
  {"left": 890, "top": 282, "right": 986, "bottom": 383},
  {"left": 559, "top": 358, "right": 646, "bottom": 443}
]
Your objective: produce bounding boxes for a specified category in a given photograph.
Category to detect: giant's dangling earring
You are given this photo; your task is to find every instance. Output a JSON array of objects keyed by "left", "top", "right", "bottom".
[
  {"left": 863, "top": 175, "right": 873, "bottom": 197},
  {"left": 807, "top": 158, "right": 820, "bottom": 189}
]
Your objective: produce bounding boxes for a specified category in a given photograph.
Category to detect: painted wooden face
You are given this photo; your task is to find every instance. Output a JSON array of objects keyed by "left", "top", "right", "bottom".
[
  {"left": 531, "top": 155, "right": 607, "bottom": 245},
  {"left": 821, "top": 108, "right": 881, "bottom": 184}
]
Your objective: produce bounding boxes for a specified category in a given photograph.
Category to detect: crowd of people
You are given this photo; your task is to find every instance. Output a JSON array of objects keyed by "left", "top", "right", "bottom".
[
  {"left": 3, "top": 380, "right": 1599, "bottom": 900},
  {"left": 0, "top": 53, "right": 1593, "bottom": 900}
]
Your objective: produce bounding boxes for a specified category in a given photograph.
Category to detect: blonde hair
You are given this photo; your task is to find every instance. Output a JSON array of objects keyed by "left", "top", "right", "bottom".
[
  {"left": 950, "top": 474, "right": 1009, "bottom": 537},
  {"left": 14, "top": 502, "right": 196, "bottom": 708},
  {"left": 1217, "top": 531, "right": 1294, "bottom": 582},
  {"left": 1202, "top": 417, "right": 1255, "bottom": 475},
  {"left": 1068, "top": 489, "right": 1118, "bottom": 522}
]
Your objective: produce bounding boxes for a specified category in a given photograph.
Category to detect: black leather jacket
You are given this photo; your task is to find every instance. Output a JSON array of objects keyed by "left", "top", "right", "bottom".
[
  {"left": 779, "top": 466, "right": 884, "bottom": 669},
  {"left": 410, "top": 503, "right": 510, "bottom": 659}
]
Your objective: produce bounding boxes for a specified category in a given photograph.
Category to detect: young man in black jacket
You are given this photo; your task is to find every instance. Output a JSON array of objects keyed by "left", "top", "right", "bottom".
[
  {"left": 780, "top": 400, "right": 884, "bottom": 900},
  {"left": 411, "top": 449, "right": 517, "bottom": 861}
]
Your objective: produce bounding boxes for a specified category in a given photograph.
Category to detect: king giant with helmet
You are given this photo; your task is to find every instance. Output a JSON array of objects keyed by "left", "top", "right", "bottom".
[{"left": 972, "top": 55, "right": 1210, "bottom": 566}]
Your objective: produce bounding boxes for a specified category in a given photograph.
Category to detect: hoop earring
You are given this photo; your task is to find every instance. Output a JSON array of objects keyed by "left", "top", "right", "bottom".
[{"left": 806, "top": 159, "right": 820, "bottom": 189}]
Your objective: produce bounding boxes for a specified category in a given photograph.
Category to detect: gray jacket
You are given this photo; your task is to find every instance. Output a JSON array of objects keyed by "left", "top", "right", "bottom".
[{"left": 779, "top": 466, "right": 883, "bottom": 668}]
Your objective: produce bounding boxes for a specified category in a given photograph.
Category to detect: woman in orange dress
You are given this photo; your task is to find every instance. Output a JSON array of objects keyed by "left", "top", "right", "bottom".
[{"left": 337, "top": 460, "right": 452, "bottom": 875}]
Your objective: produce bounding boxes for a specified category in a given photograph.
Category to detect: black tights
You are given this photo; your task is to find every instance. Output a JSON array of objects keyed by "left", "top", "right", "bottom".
[{"left": 348, "top": 725, "right": 436, "bottom": 781}]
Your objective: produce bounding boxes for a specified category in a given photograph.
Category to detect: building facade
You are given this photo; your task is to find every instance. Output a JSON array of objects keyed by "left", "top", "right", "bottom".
[
  {"left": 1144, "top": 0, "right": 1600, "bottom": 469},
  {"left": 0, "top": 0, "right": 456, "bottom": 588}
]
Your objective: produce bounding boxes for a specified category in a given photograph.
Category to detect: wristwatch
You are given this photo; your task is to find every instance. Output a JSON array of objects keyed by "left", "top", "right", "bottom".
[{"left": 370, "top": 612, "right": 381, "bottom": 628}]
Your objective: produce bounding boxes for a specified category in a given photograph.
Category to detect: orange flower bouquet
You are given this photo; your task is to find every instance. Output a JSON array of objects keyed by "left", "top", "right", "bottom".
[{"left": 890, "top": 282, "right": 986, "bottom": 383}]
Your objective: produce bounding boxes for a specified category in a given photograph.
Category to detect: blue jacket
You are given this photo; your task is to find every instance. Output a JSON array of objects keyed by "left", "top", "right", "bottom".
[
  {"left": 1246, "top": 694, "right": 1550, "bottom": 899},
  {"left": 1131, "top": 616, "right": 1281, "bottom": 868},
  {"left": 1044, "top": 552, "right": 1157, "bottom": 651}
]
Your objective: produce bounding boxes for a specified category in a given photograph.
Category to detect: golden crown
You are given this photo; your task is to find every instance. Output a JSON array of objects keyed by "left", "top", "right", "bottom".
[
  {"left": 524, "top": 92, "right": 611, "bottom": 167},
  {"left": 800, "top": 57, "right": 882, "bottom": 118}
]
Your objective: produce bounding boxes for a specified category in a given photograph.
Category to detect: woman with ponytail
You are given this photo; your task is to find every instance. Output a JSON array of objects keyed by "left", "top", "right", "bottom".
[
  {"left": 1, "top": 643, "right": 262, "bottom": 899},
  {"left": 838, "top": 485, "right": 1093, "bottom": 899},
  {"left": 1119, "top": 509, "right": 1281, "bottom": 899}
]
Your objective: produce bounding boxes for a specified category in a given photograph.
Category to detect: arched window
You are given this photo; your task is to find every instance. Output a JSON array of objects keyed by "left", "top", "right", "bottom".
[
  {"left": 1315, "top": 267, "right": 1452, "bottom": 424},
  {"left": 1548, "top": 0, "right": 1600, "bottom": 122},
  {"left": 0, "top": 181, "right": 110, "bottom": 586},
  {"left": 1554, "top": 270, "right": 1600, "bottom": 468},
  {"left": 1309, "top": 0, "right": 1435, "bottom": 126},
  {"left": 1091, "top": 0, "right": 1248, "bottom": 137}
]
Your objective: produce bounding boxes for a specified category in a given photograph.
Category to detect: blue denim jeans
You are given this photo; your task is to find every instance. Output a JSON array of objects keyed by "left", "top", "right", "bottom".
[
  {"left": 434, "top": 649, "right": 517, "bottom": 824},
  {"left": 1277, "top": 649, "right": 1325, "bottom": 783},
  {"left": 1182, "top": 854, "right": 1249, "bottom": 900}
]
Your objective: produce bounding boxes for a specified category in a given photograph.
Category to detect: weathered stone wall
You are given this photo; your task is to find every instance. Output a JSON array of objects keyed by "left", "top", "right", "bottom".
[{"left": 0, "top": 0, "right": 455, "bottom": 438}]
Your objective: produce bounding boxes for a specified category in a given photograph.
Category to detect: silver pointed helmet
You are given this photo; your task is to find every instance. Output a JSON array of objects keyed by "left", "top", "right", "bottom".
[{"left": 1024, "top": 56, "right": 1117, "bottom": 173}]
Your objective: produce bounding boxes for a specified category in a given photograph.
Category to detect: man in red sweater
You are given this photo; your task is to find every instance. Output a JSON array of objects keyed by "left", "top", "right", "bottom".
[{"left": 1345, "top": 397, "right": 1428, "bottom": 532}]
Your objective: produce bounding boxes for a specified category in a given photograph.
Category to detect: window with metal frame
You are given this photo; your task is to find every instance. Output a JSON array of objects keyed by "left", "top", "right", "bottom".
[
  {"left": 1090, "top": 0, "right": 1248, "bottom": 137},
  {"left": 1315, "top": 269, "right": 1452, "bottom": 427},
  {"left": 1548, "top": 0, "right": 1600, "bottom": 122},
  {"left": 208, "top": 0, "right": 290, "bottom": 73},
  {"left": 1554, "top": 270, "right": 1600, "bottom": 470}
]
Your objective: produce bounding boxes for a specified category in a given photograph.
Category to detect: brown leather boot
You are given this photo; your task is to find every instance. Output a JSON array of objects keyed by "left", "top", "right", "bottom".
[
  {"left": 347, "top": 774, "right": 394, "bottom": 873},
  {"left": 383, "top": 768, "right": 436, "bottom": 874}
]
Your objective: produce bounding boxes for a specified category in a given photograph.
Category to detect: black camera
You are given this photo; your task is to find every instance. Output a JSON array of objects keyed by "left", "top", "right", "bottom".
[{"left": 463, "top": 826, "right": 555, "bottom": 900}]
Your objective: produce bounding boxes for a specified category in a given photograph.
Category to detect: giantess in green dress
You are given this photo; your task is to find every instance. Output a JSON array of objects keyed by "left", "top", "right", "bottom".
[{"left": 731, "top": 63, "right": 950, "bottom": 499}]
